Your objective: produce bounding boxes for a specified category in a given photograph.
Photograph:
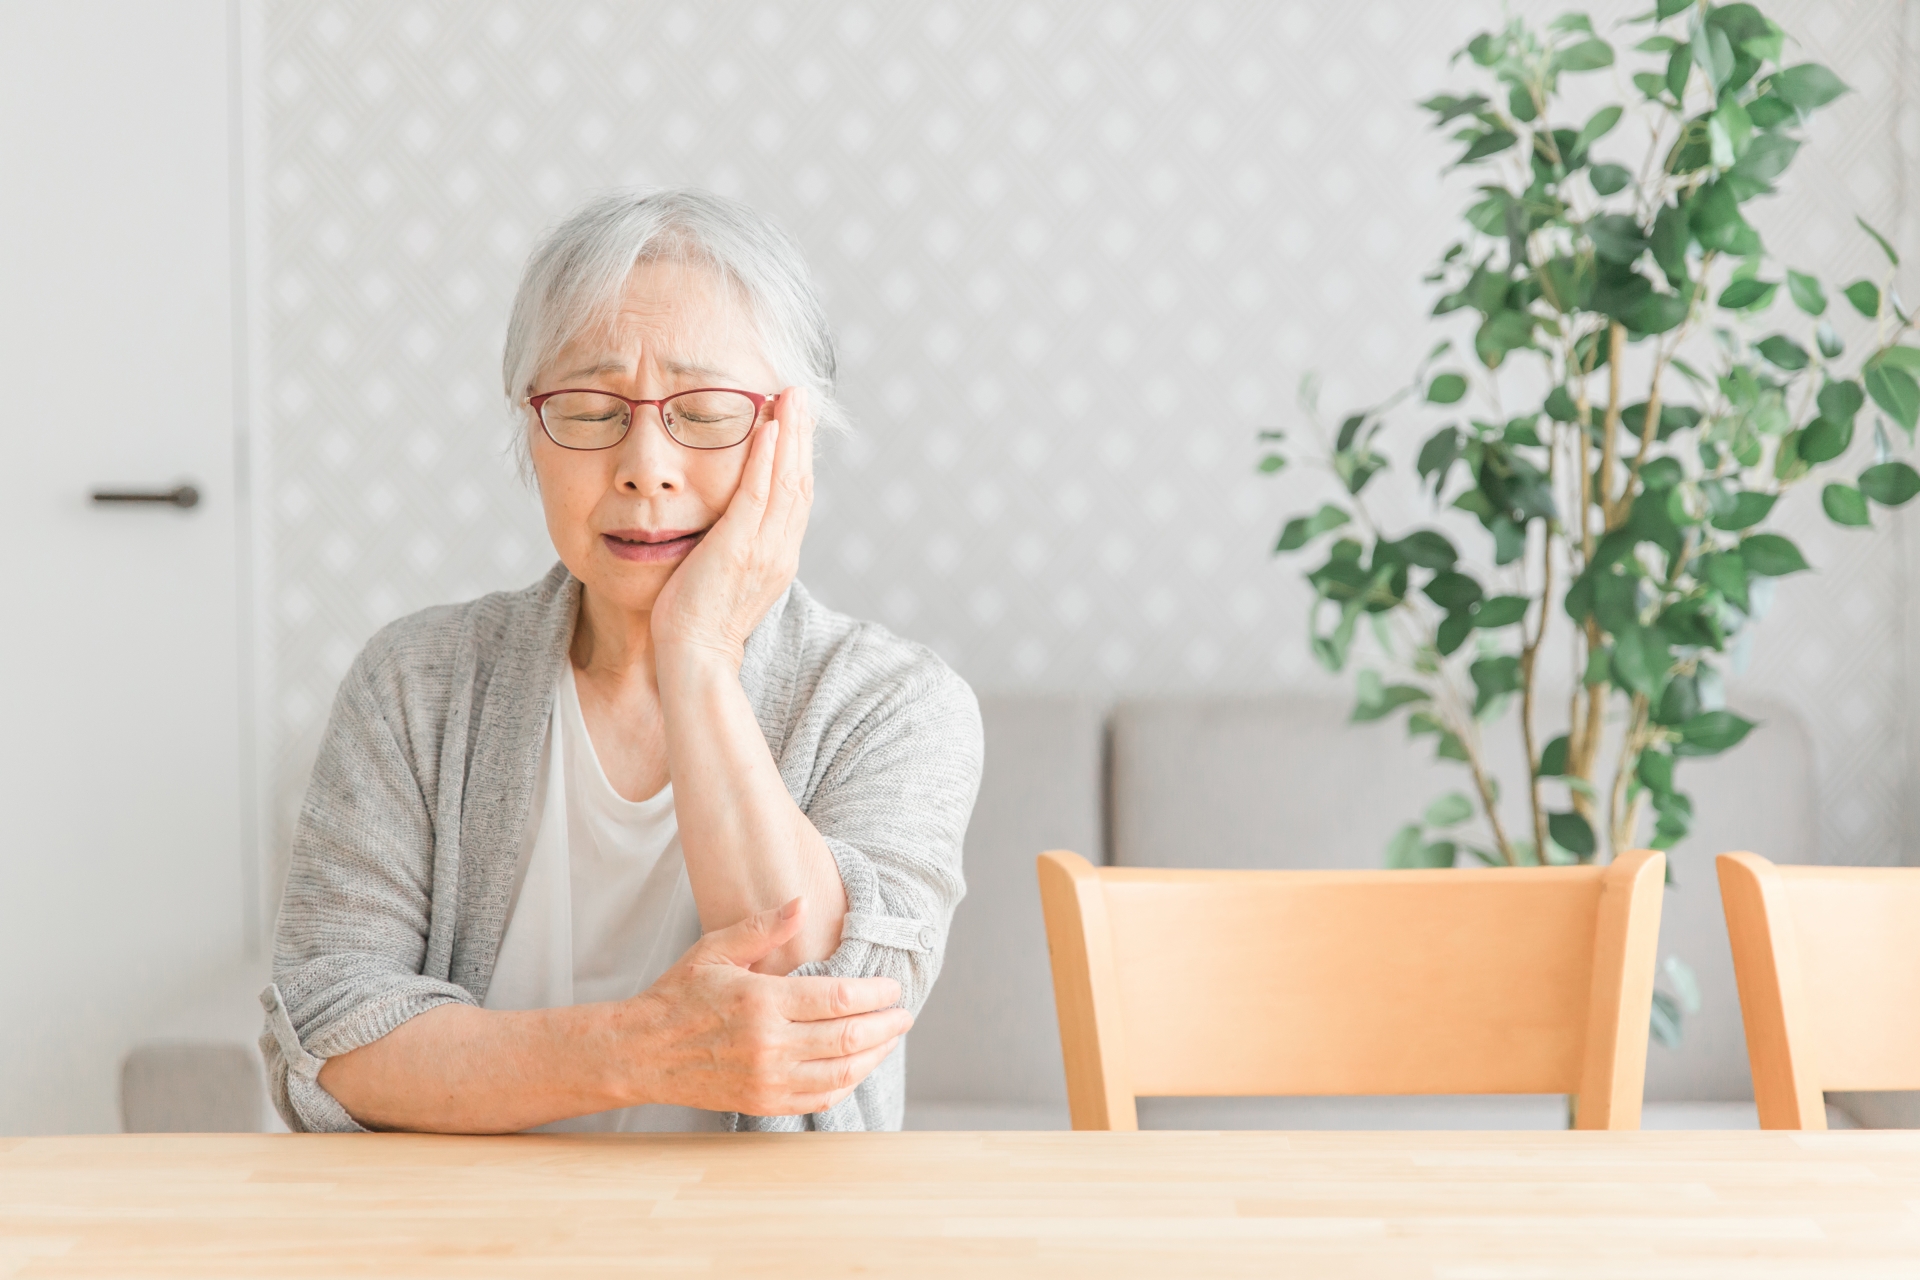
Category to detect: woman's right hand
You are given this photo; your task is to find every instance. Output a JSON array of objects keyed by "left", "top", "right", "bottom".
[{"left": 617, "top": 898, "right": 910, "bottom": 1116}]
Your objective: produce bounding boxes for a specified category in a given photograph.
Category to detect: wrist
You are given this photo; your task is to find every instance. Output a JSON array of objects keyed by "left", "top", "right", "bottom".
[
  {"left": 588, "top": 994, "right": 659, "bottom": 1111},
  {"left": 654, "top": 638, "right": 745, "bottom": 690}
]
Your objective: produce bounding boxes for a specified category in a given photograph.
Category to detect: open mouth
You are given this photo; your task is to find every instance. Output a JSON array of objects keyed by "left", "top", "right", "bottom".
[{"left": 601, "top": 529, "right": 703, "bottom": 563}]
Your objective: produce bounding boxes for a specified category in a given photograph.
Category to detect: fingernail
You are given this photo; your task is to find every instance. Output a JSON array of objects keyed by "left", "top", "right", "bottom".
[{"left": 781, "top": 896, "right": 803, "bottom": 919}]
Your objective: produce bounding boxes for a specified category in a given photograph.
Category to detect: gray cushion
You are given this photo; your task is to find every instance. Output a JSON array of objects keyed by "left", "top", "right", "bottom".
[
  {"left": 1110, "top": 694, "right": 1522, "bottom": 872},
  {"left": 906, "top": 695, "right": 1105, "bottom": 1108},
  {"left": 121, "top": 1042, "right": 266, "bottom": 1133}
]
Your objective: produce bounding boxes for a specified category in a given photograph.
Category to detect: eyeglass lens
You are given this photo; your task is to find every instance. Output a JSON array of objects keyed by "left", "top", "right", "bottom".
[{"left": 540, "top": 390, "right": 762, "bottom": 450}]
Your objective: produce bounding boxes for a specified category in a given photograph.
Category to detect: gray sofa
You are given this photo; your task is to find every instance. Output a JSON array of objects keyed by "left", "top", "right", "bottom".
[{"left": 124, "top": 692, "right": 1878, "bottom": 1132}]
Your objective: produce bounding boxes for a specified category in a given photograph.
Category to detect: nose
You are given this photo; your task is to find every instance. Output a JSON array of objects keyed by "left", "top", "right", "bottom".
[{"left": 612, "top": 403, "right": 684, "bottom": 493}]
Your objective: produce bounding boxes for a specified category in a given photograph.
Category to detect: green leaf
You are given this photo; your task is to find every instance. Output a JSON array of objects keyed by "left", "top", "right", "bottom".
[
  {"left": 1436, "top": 610, "right": 1474, "bottom": 656},
  {"left": 1651, "top": 992, "right": 1683, "bottom": 1048},
  {"left": 1865, "top": 363, "right": 1920, "bottom": 434},
  {"left": 1275, "top": 504, "right": 1350, "bottom": 552},
  {"left": 1384, "top": 530, "right": 1458, "bottom": 570},
  {"left": 1555, "top": 38, "right": 1615, "bottom": 72},
  {"left": 1426, "top": 372, "right": 1468, "bottom": 404},
  {"left": 1689, "top": 181, "right": 1748, "bottom": 253},
  {"left": 1539, "top": 735, "right": 1569, "bottom": 777},
  {"left": 1257, "top": 454, "right": 1286, "bottom": 474},
  {"left": 1589, "top": 163, "right": 1632, "bottom": 196},
  {"left": 1756, "top": 335, "right": 1809, "bottom": 371},
  {"left": 1385, "top": 823, "right": 1425, "bottom": 869},
  {"left": 1610, "top": 624, "right": 1672, "bottom": 698},
  {"left": 1768, "top": 63, "right": 1849, "bottom": 112},
  {"left": 1507, "top": 83, "right": 1538, "bottom": 123},
  {"left": 1819, "top": 318, "right": 1844, "bottom": 357},
  {"left": 1627, "top": 291, "right": 1689, "bottom": 336},
  {"left": 1697, "top": 551, "right": 1749, "bottom": 610},
  {"left": 1740, "top": 533, "right": 1810, "bottom": 576},
  {"left": 1575, "top": 105, "right": 1623, "bottom": 153},
  {"left": 1798, "top": 416, "right": 1853, "bottom": 464},
  {"left": 1786, "top": 270, "right": 1827, "bottom": 316},
  {"left": 1859, "top": 462, "right": 1920, "bottom": 506},
  {"left": 1423, "top": 791, "right": 1475, "bottom": 828},
  {"left": 1548, "top": 811, "right": 1597, "bottom": 859},
  {"left": 1638, "top": 749, "right": 1676, "bottom": 796},
  {"left": 1473, "top": 595, "right": 1529, "bottom": 628},
  {"left": 1424, "top": 570, "right": 1483, "bottom": 611},
  {"left": 1717, "top": 278, "right": 1776, "bottom": 310},
  {"left": 1420, "top": 92, "right": 1491, "bottom": 125},
  {"left": 1708, "top": 490, "right": 1776, "bottom": 531},
  {"left": 1435, "top": 730, "right": 1470, "bottom": 763},
  {"left": 1858, "top": 215, "right": 1901, "bottom": 266},
  {"left": 1663, "top": 954, "right": 1702, "bottom": 1013},
  {"left": 1727, "top": 131, "right": 1799, "bottom": 199},
  {"left": 1655, "top": 0, "right": 1691, "bottom": 16},
  {"left": 1693, "top": 25, "right": 1734, "bottom": 90},
  {"left": 1458, "top": 129, "right": 1517, "bottom": 164},
  {"left": 1588, "top": 214, "right": 1647, "bottom": 265},
  {"left": 1844, "top": 280, "right": 1882, "bottom": 318},
  {"left": 1818, "top": 379, "right": 1865, "bottom": 424},
  {"left": 1822, "top": 483, "right": 1871, "bottom": 526},
  {"left": 1470, "top": 654, "right": 1522, "bottom": 715},
  {"left": 1676, "top": 709, "right": 1756, "bottom": 756}
]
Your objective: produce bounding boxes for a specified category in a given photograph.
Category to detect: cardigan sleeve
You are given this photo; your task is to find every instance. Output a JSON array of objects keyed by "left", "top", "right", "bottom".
[
  {"left": 787, "top": 645, "right": 983, "bottom": 1015},
  {"left": 259, "top": 656, "right": 477, "bottom": 1133}
]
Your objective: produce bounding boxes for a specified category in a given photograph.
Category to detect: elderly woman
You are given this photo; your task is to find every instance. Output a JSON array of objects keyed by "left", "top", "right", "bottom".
[{"left": 260, "top": 189, "right": 982, "bottom": 1134}]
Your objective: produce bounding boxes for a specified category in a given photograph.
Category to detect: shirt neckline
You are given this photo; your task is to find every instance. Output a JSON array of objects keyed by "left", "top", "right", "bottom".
[{"left": 561, "top": 662, "right": 675, "bottom": 816}]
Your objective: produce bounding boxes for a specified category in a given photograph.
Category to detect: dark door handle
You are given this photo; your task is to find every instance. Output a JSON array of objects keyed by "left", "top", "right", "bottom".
[{"left": 91, "top": 484, "right": 200, "bottom": 509}]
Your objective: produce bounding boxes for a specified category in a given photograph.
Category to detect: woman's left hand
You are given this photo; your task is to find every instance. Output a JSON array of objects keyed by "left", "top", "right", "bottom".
[{"left": 651, "top": 385, "right": 814, "bottom": 670}]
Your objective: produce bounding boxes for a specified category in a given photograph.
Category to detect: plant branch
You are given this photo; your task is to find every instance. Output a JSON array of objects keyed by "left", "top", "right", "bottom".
[{"left": 1608, "top": 693, "right": 1650, "bottom": 858}]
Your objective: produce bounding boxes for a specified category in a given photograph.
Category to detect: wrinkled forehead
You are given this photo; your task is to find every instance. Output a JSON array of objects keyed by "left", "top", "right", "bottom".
[{"left": 550, "top": 254, "right": 769, "bottom": 380}]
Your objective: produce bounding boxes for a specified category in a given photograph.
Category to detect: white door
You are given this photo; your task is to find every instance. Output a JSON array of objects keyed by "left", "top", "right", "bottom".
[{"left": 0, "top": 1, "right": 250, "bottom": 1133}]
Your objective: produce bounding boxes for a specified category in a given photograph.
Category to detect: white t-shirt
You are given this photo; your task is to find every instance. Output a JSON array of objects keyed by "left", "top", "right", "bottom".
[{"left": 483, "top": 663, "right": 728, "bottom": 1132}]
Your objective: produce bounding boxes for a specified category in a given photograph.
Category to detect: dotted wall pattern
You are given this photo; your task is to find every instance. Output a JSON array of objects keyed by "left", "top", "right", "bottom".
[{"left": 258, "top": 0, "right": 1916, "bottom": 874}]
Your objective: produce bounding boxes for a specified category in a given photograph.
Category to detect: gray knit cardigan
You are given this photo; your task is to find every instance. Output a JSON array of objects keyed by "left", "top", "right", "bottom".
[{"left": 260, "top": 562, "right": 981, "bottom": 1133}]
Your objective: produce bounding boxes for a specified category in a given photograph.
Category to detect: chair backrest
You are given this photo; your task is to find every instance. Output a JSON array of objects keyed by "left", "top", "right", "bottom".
[
  {"left": 1037, "top": 847, "right": 1666, "bottom": 1131},
  {"left": 1717, "top": 851, "right": 1920, "bottom": 1130}
]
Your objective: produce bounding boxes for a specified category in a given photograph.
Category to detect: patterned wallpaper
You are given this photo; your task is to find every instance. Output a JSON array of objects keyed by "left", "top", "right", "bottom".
[{"left": 255, "top": 0, "right": 1919, "bottom": 891}]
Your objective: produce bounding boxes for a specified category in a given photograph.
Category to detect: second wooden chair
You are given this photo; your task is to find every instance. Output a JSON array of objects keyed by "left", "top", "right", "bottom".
[
  {"left": 1037, "top": 848, "right": 1666, "bottom": 1130},
  {"left": 1717, "top": 851, "right": 1920, "bottom": 1130}
]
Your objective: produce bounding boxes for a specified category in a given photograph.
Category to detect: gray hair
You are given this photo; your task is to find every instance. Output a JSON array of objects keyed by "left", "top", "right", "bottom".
[{"left": 501, "top": 188, "right": 844, "bottom": 474}]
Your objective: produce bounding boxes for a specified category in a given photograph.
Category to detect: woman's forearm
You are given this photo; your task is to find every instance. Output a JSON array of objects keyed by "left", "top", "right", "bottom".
[
  {"left": 658, "top": 649, "right": 849, "bottom": 972},
  {"left": 316, "top": 1001, "right": 634, "bottom": 1133}
]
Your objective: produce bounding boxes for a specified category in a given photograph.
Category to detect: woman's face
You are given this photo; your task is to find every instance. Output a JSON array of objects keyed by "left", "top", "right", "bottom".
[{"left": 528, "top": 258, "right": 781, "bottom": 616}]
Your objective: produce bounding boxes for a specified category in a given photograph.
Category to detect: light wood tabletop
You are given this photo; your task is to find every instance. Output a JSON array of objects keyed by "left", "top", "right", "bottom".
[{"left": 4, "top": 1130, "right": 1919, "bottom": 1277}]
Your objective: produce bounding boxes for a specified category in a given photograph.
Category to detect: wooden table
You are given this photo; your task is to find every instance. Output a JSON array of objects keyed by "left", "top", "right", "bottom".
[{"left": 4, "top": 1130, "right": 1919, "bottom": 1277}]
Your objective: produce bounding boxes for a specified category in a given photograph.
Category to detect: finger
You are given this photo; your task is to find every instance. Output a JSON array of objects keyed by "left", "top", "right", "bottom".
[
  {"left": 758, "top": 386, "right": 805, "bottom": 539},
  {"left": 782, "top": 1037, "right": 902, "bottom": 1100},
  {"left": 781, "top": 386, "right": 815, "bottom": 546},
  {"left": 715, "top": 412, "right": 780, "bottom": 538},
  {"left": 784, "top": 1007, "right": 915, "bottom": 1062},
  {"left": 688, "top": 897, "right": 804, "bottom": 970},
  {"left": 776, "top": 973, "right": 904, "bottom": 1021}
]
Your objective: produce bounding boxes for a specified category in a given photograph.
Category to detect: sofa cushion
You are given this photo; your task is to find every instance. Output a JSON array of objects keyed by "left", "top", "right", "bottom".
[{"left": 906, "top": 695, "right": 1106, "bottom": 1108}]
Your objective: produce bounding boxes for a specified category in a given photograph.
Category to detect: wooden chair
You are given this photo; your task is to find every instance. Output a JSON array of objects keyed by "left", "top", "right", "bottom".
[
  {"left": 1036, "top": 848, "right": 1666, "bottom": 1131},
  {"left": 1717, "top": 851, "right": 1920, "bottom": 1130}
]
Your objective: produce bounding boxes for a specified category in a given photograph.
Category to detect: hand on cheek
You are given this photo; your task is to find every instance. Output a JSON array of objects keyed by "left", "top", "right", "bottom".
[{"left": 650, "top": 387, "right": 815, "bottom": 669}]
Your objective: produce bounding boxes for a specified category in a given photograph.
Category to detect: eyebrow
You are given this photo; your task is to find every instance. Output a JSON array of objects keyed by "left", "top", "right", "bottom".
[
  {"left": 554, "top": 359, "right": 631, "bottom": 382},
  {"left": 553, "top": 358, "right": 739, "bottom": 384},
  {"left": 665, "top": 359, "right": 736, "bottom": 381}
]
